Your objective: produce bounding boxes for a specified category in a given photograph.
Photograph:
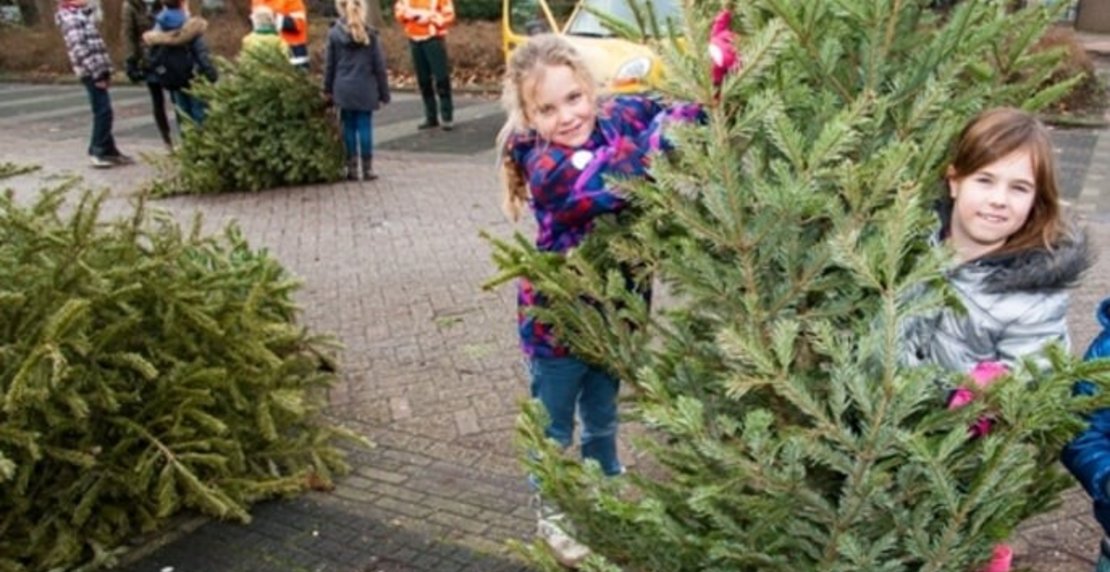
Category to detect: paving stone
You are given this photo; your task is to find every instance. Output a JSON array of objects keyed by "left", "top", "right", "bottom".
[{"left": 356, "top": 467, "right": 409, "bottom": 485}]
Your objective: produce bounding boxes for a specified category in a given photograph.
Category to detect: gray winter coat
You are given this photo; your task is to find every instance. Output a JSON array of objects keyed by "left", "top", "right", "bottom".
[
  {"left": 902, "top": 217, "right": 1091, "bottom": 373},
  {"left": 324, "top": 21, "right": 391, "bottom": 112}
]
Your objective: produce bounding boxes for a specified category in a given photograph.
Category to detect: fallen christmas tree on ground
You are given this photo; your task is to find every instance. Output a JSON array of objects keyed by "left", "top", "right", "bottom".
[{"left": 0, "top": 180, "right": 365, "bottom": 572}]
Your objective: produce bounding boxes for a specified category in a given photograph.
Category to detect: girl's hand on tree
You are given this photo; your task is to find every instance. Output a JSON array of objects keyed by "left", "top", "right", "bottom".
[{"left": 947, "top": 361, "right": 1008, "bottom": 438}]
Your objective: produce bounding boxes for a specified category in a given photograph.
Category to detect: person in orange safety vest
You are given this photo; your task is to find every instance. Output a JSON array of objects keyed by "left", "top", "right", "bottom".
[
  {"left": 394, "top": 0, "right": 454, "bottom": 130},
  {"left": 252, "top": 0, "right": 309, "bottom": 68}
]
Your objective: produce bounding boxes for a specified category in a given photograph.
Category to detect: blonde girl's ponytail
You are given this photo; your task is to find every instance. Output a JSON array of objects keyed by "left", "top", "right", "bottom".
[
  {"left": 337, "top": 0, "right": 369, "bottom": 45},
  {"left": 500, "top": 151, "right": 529, "bottom": 222},
  {"left": 496, "top": 91, "right": 530, "bottom": 222}
]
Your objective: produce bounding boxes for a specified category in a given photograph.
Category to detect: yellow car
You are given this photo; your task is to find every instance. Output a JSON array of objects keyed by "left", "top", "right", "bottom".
[{"left": 502, "top": 0, "right": 681, "bottom": 94}]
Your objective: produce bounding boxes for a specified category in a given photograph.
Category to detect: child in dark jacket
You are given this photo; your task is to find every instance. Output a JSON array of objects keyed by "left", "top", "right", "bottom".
[
  {"left": 122, "top": 0, "right": 173, "bottom": 150},
  {"left": 324, "top": 0, "right": 391, "bottom": 182},
  {"left": 142, "top": 0, "right": 218, "bottom": 127},
  {"left": 1062, "top": 298, "right": 1110, "bottom": 572}
]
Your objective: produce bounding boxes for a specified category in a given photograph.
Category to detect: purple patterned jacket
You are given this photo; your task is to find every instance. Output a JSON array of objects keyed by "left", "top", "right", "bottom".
[{"left": 506, "top": 95, "right": 701, "bottom": 358}]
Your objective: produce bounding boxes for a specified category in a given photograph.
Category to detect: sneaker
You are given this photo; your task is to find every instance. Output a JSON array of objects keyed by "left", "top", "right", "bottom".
[
  {"left": 536, "top": 513, "right": 590, "bottom": 568},
  {"left": 89, "top": 156, "right": 113, "bottom": 169},
  {"left": 105, "top": 153, "right": 135, "bottom": 166},
  {"left": 417, "top": 121, "right": 440, "bottom": 130},
  {"left": 441, "top": 121, "right": 454, "bottom": 132}
]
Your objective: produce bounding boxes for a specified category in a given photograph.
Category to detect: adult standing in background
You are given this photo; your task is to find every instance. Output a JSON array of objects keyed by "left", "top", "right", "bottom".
[
  {"left": 252, "top": 0, "right": 309, "bottom": 68},
  {"left": 122, "top": 0, "right": 174, "bottom": 150},
  {"left": 394, "top": 0, "right": 454, "bottom": 131}
]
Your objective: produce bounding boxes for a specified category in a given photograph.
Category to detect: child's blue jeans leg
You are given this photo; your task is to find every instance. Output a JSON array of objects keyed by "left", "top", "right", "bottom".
[
  {"left": 340, "top": 109, "right": 372, "bottom": 158},
  {"left": 529, "top": 356, "right": 622, "bottom": 476},
  {"left": 170, "top": 89, "right": 206, "bottom": 127}
]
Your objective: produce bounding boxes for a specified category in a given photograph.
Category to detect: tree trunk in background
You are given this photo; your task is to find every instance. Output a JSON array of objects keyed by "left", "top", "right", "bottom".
[
  {"left": 100, "top": 0, "right": 121, "bottom": 49},
  {"left": 367, "top": 0, "right": 384, "bottom": 27},
  {"left": 15, "top": 0, "right": 40, "bottom": 25}
]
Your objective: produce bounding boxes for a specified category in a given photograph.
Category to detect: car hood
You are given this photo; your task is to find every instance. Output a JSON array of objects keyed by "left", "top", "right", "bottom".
[{"left": 562, "top": 35, "right": 660, "bottom": 93}]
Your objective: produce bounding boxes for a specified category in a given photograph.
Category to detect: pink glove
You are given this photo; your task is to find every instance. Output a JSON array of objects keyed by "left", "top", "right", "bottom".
[
  {"left": 981, "top": 543, "right": 1012, "bottom": 572},
  {"left": 948, "top": 361, "right": 1008, "bottom": 437},
  {"left": 708, "top": 9, "right": 741, "bottom": 89}
]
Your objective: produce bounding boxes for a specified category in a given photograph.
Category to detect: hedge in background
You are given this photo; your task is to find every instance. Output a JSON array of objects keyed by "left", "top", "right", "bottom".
[
  {"left": 0, "top": 182, "right": 364, "bottom": 571},
  {"left": 156, "top": 48, "right": 344, "bottom": 195}
]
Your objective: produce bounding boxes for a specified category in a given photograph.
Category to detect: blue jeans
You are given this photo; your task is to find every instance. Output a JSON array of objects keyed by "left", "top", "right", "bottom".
[
  {"left": 529, "top": 356, "right": 621, "bottom": 476},
  {"left": 80, "top": 76, "right": 119, "bottom": 158},
  {"left": 170, "top": 89, "right": 206, "bottom": 126},
  {"left": 340, "top": 109, "right": 373, "bottom": 158}
]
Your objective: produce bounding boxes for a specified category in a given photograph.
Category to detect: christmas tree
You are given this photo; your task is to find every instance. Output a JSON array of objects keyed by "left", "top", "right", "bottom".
[
  {"left": 487, "top": 1, "right": 1110, "bottom": 569},
  {"left": 0, "top": 182, "right": 365, "bottom": 571},
  {"left": 153, "top": 48, "right": 344, "bottom": 195}
]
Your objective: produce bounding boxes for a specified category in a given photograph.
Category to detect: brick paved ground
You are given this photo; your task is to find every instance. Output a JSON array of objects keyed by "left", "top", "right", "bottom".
[{"left": 2, "top": 40, "right": 1110, "bottom": 571}]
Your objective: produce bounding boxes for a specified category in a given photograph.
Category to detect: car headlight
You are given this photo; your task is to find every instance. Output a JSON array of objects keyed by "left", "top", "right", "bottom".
[{"left": 614, "top": 57, "right": 652, "bottom": 82}]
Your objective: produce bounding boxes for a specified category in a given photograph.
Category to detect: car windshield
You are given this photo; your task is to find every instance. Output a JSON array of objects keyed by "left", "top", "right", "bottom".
[{"left": 564, "top": 0, "right": 682, "bottom": 38}]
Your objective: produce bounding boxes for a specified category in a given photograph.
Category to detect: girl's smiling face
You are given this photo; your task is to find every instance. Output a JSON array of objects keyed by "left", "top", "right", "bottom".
[
  {"left": 947, "top": 149, "right": 1037, "bottom": 263},
  {"left": 524, "top": 64, "right": 596, "bottom": 148}
]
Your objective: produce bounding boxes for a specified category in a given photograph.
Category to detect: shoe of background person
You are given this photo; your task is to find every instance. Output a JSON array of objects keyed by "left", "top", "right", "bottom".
[
  {"left": 105, "top": 153, "right": 135, "bottom": 166},
  {"left": 531, "top": 494, "right": 590, "bottom": 568},
  {"left": 536, "top": 513, "right": 590, "bottom": 568},
  {"left": 89, "top": 156, "right": 114, "bottom": 169},
  {"left": 417, "top": 121, "right": 440, "bottom": 130},
  {"left": 345, "top": 157, "right": 359, "bottom": 181},
  {"left": 441, "top": 121, "right": 454, "bottom": 131}
]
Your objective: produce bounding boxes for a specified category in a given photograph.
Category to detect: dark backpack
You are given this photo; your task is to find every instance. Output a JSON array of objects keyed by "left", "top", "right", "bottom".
[{"left": 150, "top": 44, "right": 194, "bottom": 90}]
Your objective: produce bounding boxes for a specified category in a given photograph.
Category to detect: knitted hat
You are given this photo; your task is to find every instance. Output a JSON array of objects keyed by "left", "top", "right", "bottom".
[
  {"left": 250, "top": 5, "right": 275, "bottom": 30},
  {"left": 155, "top": 7, "right": 186, "bottom": 30}
]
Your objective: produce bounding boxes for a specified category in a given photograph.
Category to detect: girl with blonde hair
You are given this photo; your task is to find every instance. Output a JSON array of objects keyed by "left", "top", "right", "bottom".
[
  {"left": 324, "top": 0, "right": 391, "bottom": 181},
  {"left": 497, "top": 33, "right": 707, "bottom": 567}
]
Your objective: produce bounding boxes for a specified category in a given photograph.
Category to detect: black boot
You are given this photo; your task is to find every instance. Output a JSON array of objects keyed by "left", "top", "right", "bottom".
[
  {"left": 361, "top": 155, "right": 378, "bottom": 181},
  {"left": 346, "top": 157, "right": 359, "bottom": 181}
]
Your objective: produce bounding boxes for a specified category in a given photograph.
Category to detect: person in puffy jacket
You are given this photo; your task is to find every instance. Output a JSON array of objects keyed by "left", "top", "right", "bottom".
[
  {"left": 902, "top": 107, "right": 1090, "bottom": 374},
  {"left": 324, "top": 0, "right": 390, "bottom": 182},
  {"left": 1062, "top": 298, "right": 1110, "bottom": 572},
  {"left": 900, "top": 106, "right": 1090, "bottom": 572},
  {"left": 142, "top": 0, "right": 218, "bottom": 127}
]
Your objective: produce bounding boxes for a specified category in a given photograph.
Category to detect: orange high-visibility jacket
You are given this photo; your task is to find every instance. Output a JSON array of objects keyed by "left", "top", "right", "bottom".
[
  {"left": 393, "top": 0, "right": 455, "bottom": 41},
  {"left": 252, "top": 0, "right": 307, "bottom": 56}
]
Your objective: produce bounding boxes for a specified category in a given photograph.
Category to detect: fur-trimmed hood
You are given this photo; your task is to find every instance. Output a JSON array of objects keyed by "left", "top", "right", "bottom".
[
  {"left": 936, "top": 199, "right": 1092, "bottom": 293},
  {"left": 143, "top": 16, "right": 207, "bottom": 46},
  {"left": 974, "top": 225, "right": 1091, "bottom": 293}
]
